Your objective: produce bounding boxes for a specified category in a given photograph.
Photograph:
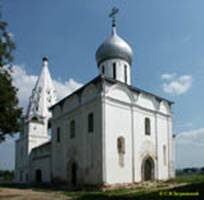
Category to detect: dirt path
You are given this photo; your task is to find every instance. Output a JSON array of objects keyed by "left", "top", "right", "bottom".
[{"left": 0, "top": 187, "right": 70, "bottom": 200}]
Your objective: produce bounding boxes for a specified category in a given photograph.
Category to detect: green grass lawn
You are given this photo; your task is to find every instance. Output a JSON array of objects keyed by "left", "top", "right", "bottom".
[
  {"left": 0, "top": 174, "right": 203, "bottom": 199},
  {"left": 64, "top": 174, "right": 204, "bottom": 200}
]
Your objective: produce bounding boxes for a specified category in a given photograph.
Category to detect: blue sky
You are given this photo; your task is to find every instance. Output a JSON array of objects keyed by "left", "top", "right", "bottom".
[{"left": 0, "top": 0, "right": 204, "bottom": 170}]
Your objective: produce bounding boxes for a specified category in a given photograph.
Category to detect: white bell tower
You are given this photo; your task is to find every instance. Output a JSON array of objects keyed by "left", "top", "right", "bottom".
[
  {"left": 15, "top": 57, "right": 57, "bottom": 183},
  {"left": 25, "top": 57, "right": 57, "bottom": 154}
]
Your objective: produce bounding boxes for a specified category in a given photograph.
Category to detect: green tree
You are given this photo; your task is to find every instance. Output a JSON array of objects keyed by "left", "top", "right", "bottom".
[{"left": 0, "top": 18, "right": 22, "bottom": 142}]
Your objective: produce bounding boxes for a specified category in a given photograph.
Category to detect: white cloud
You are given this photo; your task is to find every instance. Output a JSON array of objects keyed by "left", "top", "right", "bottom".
[
  {"left": 161, "top": 73, "right": 177, "bottom": 80},
  {"left": 175, "top": 123, "right": 193, "bottom": 132},
  {"left": 53, "top": 78, "right": 83, "bottom": 100},
  {"left": 10, "top": 64, "right": 83, "bottom": 112},
  {"left": 176, "top": 128, "right": 204, "bottom": 146},
  {"left": 10, "top": 65, "right": 37, "bottom": 109},
  {"left": 161, "top": 73, "right": 192, "bottom": 95},
  {"left": 176, "top": 127, "right": 204, "bottom": 168}
]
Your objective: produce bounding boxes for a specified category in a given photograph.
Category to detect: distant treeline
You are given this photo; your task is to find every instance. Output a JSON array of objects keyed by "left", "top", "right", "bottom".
[
  {"left": 0, "top": 170, "right": 14, "bottom": 181},
  {"left": 176, "top": 167, "right": 204, "bottom": 175}
]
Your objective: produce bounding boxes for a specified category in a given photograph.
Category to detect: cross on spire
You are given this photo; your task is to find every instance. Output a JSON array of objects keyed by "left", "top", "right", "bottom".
[{"left": 109, "top": 7, "right": 119, "bottom": 27}]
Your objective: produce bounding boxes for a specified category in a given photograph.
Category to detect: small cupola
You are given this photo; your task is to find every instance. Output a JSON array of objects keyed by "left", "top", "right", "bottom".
[{"left": 95, "top": 7, "right": 133, "bottom": 85}]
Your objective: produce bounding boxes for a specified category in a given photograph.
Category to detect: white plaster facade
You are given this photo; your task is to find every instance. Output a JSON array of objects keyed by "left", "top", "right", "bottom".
[{"left": 15, "top": 15, "right": 175, "bottom": 186}]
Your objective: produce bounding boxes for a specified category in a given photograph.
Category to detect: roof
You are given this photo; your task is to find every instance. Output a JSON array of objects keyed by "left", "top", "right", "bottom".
[
  {"left": 32, "top": 141, "right": 51, "bottom": 152},
  {"left": 50, "top": 75, "right": 173, "bottom": 110},
  {"left": 104, "top": 77, "right": 174, "bottom": 105},
  {"left": 26, "top": 58, "right": 57, "bottom": 120},
  {"left": 50, "top": 75, "right": 102, "bottom": 109}
]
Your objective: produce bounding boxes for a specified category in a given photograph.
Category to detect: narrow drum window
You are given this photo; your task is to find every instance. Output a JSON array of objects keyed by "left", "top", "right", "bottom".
[
  {"left": 124, "top": 65, "right": 127, "bottom": 83},
  {"left": 113, "top": 62, "right": 116, "bottom": 79},
  {"left": 88, "top": 113, "right": 94, "bottom": 133},
  {"left": 70, "top": 120, "right": 75, "bottom": 138},
  {"left": 57, "top": 127, "right": 60, "bottom": 142},
  {"left": 102, "top": 65, "right": 105, "bottom": 75},
  {"left": 145, "top": 117, "right": 151, "bottom": 135},
  {"left": 48, "top": 121, "right": 51, "bottom": 136}
]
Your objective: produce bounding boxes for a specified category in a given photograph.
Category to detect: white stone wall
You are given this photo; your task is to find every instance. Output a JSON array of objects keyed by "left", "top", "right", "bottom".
[
  {"left": 104, "top": 99, "right": 133, "bottom": 184},
  {"left": 133, "top": 107, "right": 156, "bottom": 182},
  {"left": 51, "top": 83, "right": 103, "bottom": 185},
  {"left": 15, "top": 137, "right": 28, "bottom": 183},
  {"left": 30, "top": 156, "right": 51, "bottom": 183},
  {"left": 30, "top": 143, "right": 51, "bottom": 183},
  {"left": 27, "top": 121, "right": 50, "bottom": 154},
  {"left": 157, "top": 114, "right": 169, "bottom": 180},
  {"left": 103, "top": 82, "right": 174, "bottom": 184},
  {"left": 15, "top": 121, "right": 50, "bottom": 183}
]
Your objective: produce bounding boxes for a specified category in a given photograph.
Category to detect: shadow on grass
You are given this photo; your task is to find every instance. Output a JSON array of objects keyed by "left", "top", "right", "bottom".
[
  {"left": 0, "top": 182, "right": 66, "bottom": 193},
  {"left": 72, "top": 182, "right": 204, "bottom": 200}
]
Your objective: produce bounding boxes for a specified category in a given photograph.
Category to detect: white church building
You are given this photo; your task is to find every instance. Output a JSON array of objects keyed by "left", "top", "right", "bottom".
[{"left": 15, "top": 9, "right": 175, "bottom": 186}]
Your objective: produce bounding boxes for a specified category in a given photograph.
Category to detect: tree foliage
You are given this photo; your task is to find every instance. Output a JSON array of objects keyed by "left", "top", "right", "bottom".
[
  {"left": 0, "top": 18, "right": 22, "bottom": 142},
  {"left": 0, "top": 20, "right": 15, "bottom": 67}
]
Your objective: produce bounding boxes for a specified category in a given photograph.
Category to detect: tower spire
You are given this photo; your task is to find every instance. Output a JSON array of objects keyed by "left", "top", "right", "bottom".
[{"left": 26, "top": 57, "right": 57, "bottom": 121}]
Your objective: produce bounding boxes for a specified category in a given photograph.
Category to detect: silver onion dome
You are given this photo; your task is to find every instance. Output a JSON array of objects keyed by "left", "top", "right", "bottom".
[{"left": 96, "top": 27, "right": 133, "bottom": 66}]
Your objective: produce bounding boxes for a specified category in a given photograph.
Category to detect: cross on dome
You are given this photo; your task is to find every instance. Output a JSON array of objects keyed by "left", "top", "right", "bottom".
[
  {"left": 95, "top": 7, "right": 133, "bottom": 67},
  {"left": 109, "top": 7, "right": 119, "bottom": 27}
]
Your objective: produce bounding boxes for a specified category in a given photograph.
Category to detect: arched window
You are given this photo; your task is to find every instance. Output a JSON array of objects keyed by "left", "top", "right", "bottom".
[
  {"left": 163, "top": 145, "right": 167, "bottom": 165},
  {"left": 145, "top": 117, "right": 151, "bottom": 135},
  {"left": 48, "top": 120, "right": 52, "bottom": 136},
  {"left": 70, "top": 120, "right": 75, "bottom": 139},
  {"left": 57, "top": 127, "right": 61, "bottom": 142},
  {"left": 113, "top": 62, "right": 116, "bottom": 79},
  {"left": 31, "top": 116, "right": 38, "bottom": 122},
  {"left": 88, "top": 112, "right": 94, "bottom": 133},
  {"left": 117, "top": 136, "right": 125, "bottom": 167},
  {"left": 117, "top": 137, "right": 125, "bottom": 154}
]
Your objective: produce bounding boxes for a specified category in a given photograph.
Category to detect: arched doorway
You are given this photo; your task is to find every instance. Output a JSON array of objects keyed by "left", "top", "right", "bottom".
[
  {"left": 71, "top": 162, "right": 77, "bottom": 186},
  {"left": 35, "top": 169, "right": 42, "bottom": 183},
  {"left": 142, "top": 156, "right": 154, "bottom": 181}
]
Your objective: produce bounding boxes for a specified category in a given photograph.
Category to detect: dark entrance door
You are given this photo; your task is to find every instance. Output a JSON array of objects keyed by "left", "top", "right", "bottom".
[
  {"left": 71, "top": 162, "right": 77, "bottom": 186},
  {"left": 36, "top": 169, "right": 42, "bottom": 183},
  {"left": 143, "top": 157, "right": 154, "bottom": 181}
]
